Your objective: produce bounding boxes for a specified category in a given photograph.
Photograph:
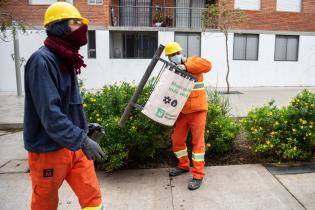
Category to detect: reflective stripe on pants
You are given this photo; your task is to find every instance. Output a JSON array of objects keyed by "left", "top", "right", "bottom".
[
  {"left": 171, "top": 111, "right": 207, "bottom": 179},
  {"left": 82, "top": 204, "right": 105, "bottom": 210}
]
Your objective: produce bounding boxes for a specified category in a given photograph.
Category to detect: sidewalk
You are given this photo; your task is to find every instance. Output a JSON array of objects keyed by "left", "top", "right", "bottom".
[
  {"left": 0, "top": 131, "right": 315, "bottom": 210},
  {"left": 1, "top": 87, "right": 315, "bottom": 129}
]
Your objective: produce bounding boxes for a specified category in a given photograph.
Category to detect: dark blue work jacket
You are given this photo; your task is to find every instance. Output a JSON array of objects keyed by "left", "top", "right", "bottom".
[{"left": 23, "top": 46, "right": 87, "bottom": 152}]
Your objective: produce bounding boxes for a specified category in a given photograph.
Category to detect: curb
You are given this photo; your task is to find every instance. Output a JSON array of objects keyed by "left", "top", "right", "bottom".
[{"left": 0, "top": 123, "right": 23, "bottom": 130}]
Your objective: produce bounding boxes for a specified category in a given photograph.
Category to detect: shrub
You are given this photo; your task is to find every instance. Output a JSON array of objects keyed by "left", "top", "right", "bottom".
[
  {"left": 241, "top": 89, "right": 315, "bottom": 160},
  {"left": 205, "top": 90, "right": 240, "bottom": 153},
  {"left": 82, "top": 81, "right": 171, "bottom": 171},
  {"left": 82, "top": 82, "right": 240, "bottom": 171}
]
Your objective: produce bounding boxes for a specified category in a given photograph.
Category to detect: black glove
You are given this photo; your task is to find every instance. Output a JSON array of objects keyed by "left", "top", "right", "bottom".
[
  {"left": 88, "top": 123, "right": 105, "bottom": 144},
  {"left": 82, "top": 137, "right": 105, "bottom": 161}
]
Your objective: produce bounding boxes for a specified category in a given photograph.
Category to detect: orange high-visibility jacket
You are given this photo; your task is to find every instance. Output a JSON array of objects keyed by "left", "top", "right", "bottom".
[{"left": 181, "top": 56, "right": 212, "bottom": 114}]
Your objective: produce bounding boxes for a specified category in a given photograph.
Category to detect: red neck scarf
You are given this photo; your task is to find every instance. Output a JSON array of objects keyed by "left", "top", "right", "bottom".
[{"left": 44, "top": 24, "right": 88, "bottom": 75}]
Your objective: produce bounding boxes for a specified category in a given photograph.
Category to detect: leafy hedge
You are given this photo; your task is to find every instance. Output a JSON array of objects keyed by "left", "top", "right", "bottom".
[
  {"left": 82, "top": 82, "right": 240, "bottom": 171},
  {"left": 241, "top": 89, "right": 315, "bottom": 160}
]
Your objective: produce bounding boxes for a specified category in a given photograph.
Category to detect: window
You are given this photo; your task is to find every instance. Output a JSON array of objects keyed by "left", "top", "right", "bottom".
[
  {"left": 88, "top": 0, "right": 103, "bottom": 5},
  {"left": 276, "top": 0, "right": 302, "bottom": 12},
  {"left": 175, "top": 33, "right": 201, "bottom": 57},
  {"left": 176, "top": 0, "right": 205, "bottom": 28},
  {"left": 234, "top": 0, "right": 261, "bottom": 10},
  {"left": 274, "top": 35, "right": 299, "bottom": 61},
  {"left": 110, "top": 31, "right": 158, "bottom": 58},
  {"left": 29, "top": 0, "right": 57, "bottom": 5},
  {"left": 88, "top": 30, "right": 96, "bottom": 59},
  {"left": 118, "top": 0, "right": 152, "bottom": 27},
  {"left": 233, "top": 34, "right": 259, "bottom": 60}
]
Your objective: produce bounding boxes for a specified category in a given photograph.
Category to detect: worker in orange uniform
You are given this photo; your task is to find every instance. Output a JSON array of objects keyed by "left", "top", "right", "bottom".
[
  {"left": 23, "top": 2, "right": 105, "bottom": 210},
  {"left": 165, "top": 42, "right": 211, "bottom": 190}
]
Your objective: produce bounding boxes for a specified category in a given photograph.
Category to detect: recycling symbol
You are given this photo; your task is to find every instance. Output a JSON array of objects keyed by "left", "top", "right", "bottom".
[{"left": 163, "top": 96, "right": 178, "bottom": 107}]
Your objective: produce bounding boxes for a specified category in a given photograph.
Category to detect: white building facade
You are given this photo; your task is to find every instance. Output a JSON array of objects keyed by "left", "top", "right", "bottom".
[{"left": 1, "top": 28, "right": 315, "bottom": 92}]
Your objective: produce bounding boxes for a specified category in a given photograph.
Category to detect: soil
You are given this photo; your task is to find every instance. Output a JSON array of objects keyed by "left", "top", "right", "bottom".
[{"left": 123, "top": 128, "right": 270, "bottom": 170}]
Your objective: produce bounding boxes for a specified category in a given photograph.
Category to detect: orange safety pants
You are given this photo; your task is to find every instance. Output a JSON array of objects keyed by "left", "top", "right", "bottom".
[
  {"left": 171, "top": 111, "right": 207, "bottom": 180},
  {"left": 28, "top": 148, "right": 103, "bottom": 210}
]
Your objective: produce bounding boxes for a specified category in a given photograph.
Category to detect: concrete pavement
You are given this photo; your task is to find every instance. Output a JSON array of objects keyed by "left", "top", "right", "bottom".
[
  {"left": 0, "top": 131, "right": 315, "bottom": 210},
  {"left": 0, "top": 92, "right": 24, "bottom": 129}
]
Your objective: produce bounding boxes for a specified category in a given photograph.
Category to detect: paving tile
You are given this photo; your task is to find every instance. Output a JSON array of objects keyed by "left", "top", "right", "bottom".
[
  {"left": 277, "top": 173, "right": 315, "bottom": 210},
  {"left": 171, "top": 164, "right": 304, "bottom": 210}
]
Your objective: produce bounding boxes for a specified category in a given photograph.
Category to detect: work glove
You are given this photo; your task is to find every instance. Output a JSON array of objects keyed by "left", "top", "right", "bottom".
[
  {"left": 88, "top": 123, "right": 105, "bottom": 144},
  {"left": 82, "top": 136, "right": 105, "bottom": 161}
]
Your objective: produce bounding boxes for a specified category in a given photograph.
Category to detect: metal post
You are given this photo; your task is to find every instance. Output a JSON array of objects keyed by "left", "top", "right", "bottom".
[
  {"left": 12, "top": 21, "right": 22, "bottom": 97},
  {"left": 118, "top": 44, "right": 165, "bottom": 127}
]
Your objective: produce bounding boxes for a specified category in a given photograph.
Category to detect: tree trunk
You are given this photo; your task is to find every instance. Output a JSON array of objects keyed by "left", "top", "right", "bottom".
[{"left": 224, "top": 31, "right": 230, "bottom": 94}]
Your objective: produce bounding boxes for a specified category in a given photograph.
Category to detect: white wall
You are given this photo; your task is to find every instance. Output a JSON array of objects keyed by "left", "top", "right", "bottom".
[
  {"left": 0, "top": 30, "right": 46, "bottom": 92},
  {"left": 1, "top": 29, "right": 315, "bottom": 92},
  {"left": 202, "top": 32, "right": 315, "bottom": 87}
]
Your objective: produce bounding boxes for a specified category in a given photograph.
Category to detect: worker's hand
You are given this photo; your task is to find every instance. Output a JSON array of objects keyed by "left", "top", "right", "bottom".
[
  {"left": 181, "top": 56, "right": 187, "bottom": 63},
  {"left": 82, "top": 137, "right": 105, "bottom": 161},
  {"left": 177, "top": 64, "right": 186, "bottom": 71},
  {"left": 88, "top": 123, "right": 105, "bottom": 144}
]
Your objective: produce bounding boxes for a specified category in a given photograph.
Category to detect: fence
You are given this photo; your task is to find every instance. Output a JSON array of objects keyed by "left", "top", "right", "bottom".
[{"left": 110, "top": 5, "right": 206, "bottom": 28}]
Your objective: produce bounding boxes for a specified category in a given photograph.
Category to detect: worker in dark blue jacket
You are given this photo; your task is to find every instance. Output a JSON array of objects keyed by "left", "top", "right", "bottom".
[{"left": 23, "top": 2, "right": 104, "bottom": 210}]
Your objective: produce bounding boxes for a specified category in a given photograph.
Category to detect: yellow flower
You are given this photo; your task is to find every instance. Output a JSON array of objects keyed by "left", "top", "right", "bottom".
[
  {"left": 268, "top": 112, "right": 273, "bottom": 116},
  {"left": 206, "top": 143, "right": 211, "bottom": 147},
  {"left": 292, "top": 128, "right": 297, "bottom": 132},
  {"left": 299, "top": 118, "right": 307, "bottom": 125},
  {"left": 275, "top": 121, "right": 279, "bottom": 125},
  {"left": 97, "top": 118, "right": 101, "bottom": 122},
  {"left": 293, "top": 146, "right": 297, "bottom": 151},
  {"left": 310, "top": 125, "right": 313, "bottom": 128},
  {"left": 271, "top": 131, "right": 277, "bottom": 135},
  {"left": 96, "top": 113, "right": 100, "bottom": 117},
  {"left": 266, "top": 140, "right": 271, "bottom": 145},
  {"left": 83, "top": 103, "right": 87, "bottom": 108}
]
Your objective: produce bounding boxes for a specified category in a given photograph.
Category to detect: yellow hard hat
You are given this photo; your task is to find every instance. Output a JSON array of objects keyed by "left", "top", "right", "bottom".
[
  {"left": 164, "top": 42, "right": 183, "bottom": 56},
  {"left": 44, "top": 2, "right": 89, "bottom": 27}
]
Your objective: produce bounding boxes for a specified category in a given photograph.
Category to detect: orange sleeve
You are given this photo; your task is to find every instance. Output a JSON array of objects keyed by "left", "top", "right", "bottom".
[{"left": 184, "top": 56, "right": 212, "bottom": 74}]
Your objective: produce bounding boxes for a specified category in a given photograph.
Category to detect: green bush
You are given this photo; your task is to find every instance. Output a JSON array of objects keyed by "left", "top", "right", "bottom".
[
  {"left": 241, "top": 89, "right": 315, "bottom": 160},
  {"left": 82, "top": 82, "right": 240, "bottom": 171},
  {"left": 82, "top": 81, "right": 171, "bottom": 171},
  {"left": 205, "top": 90, "right": 240, "bottom": 153}
]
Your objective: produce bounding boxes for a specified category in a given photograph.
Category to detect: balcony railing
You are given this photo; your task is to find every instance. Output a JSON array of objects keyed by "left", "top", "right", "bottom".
[{"left": 110, "top": 5, "right": 206, "bottom": 28}]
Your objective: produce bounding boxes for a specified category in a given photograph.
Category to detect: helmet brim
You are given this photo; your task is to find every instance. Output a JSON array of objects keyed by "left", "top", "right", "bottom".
[{"left": 80, "top": 17, "right": 89, "bottom": 25}]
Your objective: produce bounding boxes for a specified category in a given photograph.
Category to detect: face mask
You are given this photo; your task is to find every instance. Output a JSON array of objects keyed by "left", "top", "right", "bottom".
[
  {"left": 62, "top": 24, "right": 88, "bottom": 49},
  {"left": 170, "top": 54, "right": 183, "bottom": 65}
]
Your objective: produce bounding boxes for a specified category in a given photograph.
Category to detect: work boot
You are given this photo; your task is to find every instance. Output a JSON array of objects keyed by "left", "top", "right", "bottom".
[
  {"left": 169, "top": 167, "right": 189, "bottom": 177},
  {"left": 188, "top": 178, "right": 203, "bottom": 190}
]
